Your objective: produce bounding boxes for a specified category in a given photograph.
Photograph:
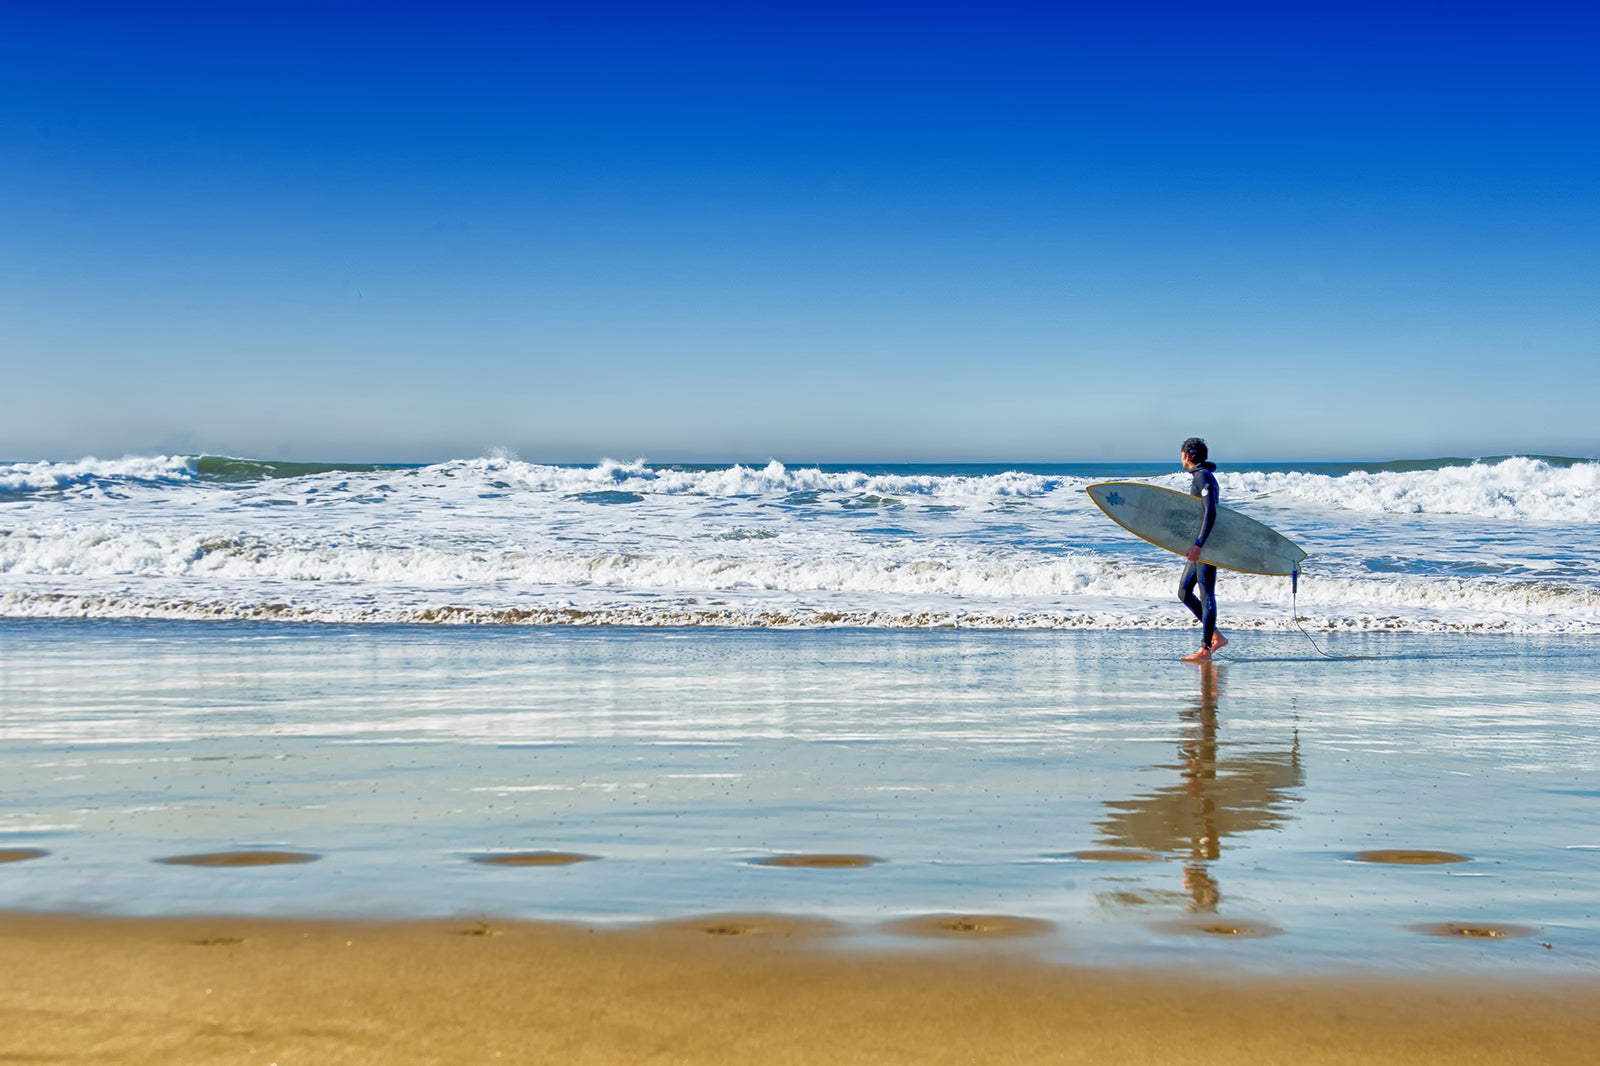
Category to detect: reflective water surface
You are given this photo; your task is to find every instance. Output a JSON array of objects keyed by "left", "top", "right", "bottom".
[{"left": 1, "top": 620, "right": 1596, "bottom": 974}]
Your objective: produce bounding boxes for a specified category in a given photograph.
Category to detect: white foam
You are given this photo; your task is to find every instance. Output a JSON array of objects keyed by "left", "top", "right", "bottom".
[
  {"left": 1224, "top": 458, "right": 1600, "bottom": 523},
  {"left": 0, "top": 455, "right": 196, "bottom": 496},
  {"left": 2, "top": 456, "right": 1597, "bottom": 633}
]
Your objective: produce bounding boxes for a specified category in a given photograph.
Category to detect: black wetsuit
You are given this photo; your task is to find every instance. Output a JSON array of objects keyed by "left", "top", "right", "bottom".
[{"left": 1179, "top": 462, "right": 1219, "bottom": 647}]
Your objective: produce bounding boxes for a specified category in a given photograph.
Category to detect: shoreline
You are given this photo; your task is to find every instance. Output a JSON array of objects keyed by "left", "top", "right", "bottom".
[
  {"left": 3, "top": 910, "right": 1598, "bottom": 1064},
  {"left": 8, "top": 601, "right": 1600, "bottom": 634},
  {"left": 7, "top": 624, "right": 1600, "bottom": 979}
]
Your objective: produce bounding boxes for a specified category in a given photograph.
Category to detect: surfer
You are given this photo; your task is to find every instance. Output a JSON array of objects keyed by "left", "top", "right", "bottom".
[{"left": 1178, "top": 438, "right": 1227, "bottom": 662}]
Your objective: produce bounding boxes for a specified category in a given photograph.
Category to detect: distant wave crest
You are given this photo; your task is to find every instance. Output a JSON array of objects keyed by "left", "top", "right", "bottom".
[
  {"left": 1223, "top": 457, "right": 1600, "bottom": 522},
  {"left": 0, "top": 456, "right": 198, "bottom": 496},
  {"left": 4, "top": 453, "right": 1597, "bottom": 522}
]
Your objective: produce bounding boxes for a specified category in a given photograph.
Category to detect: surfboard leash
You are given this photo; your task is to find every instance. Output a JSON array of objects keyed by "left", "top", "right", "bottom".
[{"left": 1289, "top": 566, "right": 1356, "bottom": 660}]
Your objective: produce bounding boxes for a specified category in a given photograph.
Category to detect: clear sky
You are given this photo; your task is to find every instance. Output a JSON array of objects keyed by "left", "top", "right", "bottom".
[{"left": 4, "top": 2, "right": 1597, "bottom": 463}]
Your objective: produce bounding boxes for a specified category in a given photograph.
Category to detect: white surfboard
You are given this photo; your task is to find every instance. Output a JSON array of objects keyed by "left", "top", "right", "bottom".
[{"left": 1086, "top": 481, "right": 1306, "bottom": 578}]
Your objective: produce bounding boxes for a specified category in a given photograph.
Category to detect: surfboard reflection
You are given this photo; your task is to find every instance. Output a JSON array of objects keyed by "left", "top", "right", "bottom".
[{"left": 1092, "top": 664, "right": 1303, "bottom": 912}]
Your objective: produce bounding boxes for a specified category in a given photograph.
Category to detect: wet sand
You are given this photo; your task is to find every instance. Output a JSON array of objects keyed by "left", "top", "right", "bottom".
[{"left": 2, "top": 911, "right": 1596, "bottom": 1065}]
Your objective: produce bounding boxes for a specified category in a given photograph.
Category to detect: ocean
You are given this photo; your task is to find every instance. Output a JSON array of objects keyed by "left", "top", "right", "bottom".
[
  {"left": 3, "top": 454, "right": 1599, "bottom": 632},
  {"left": 2, "top": 455, "right": 1598, "bottom": 974}
]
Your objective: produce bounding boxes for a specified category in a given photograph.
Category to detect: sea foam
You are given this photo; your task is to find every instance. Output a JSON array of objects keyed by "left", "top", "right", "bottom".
[{"left": 2, "top": 455, "right": 1597, "bottom": 632}]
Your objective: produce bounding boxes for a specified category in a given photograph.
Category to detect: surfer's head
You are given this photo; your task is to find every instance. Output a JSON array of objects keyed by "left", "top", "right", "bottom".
[{"left": 1180, "top": 437, "right": 1208, "bottom": 468}]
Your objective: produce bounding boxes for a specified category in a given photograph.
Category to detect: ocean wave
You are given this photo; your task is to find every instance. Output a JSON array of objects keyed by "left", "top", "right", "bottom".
[
  {"left": 1222, "top": 458, "right": 1600, "bottom": 523},
  {"left": 0, "top": 456, "right": 198, "bottom": 497},
  {"left": 195, "top": 456, "right": 407, "bottom": 482},
  {"left": 5, "top": 452, "right": 1599, "bottom": 635},
  {"left": 5, "top": 454, "right": 1597, "bottom": 523},
  {"left": 3, "top": 525, "right": 1597, "bottom": 634},
  {"left": 443, "top": 455, "right": 1600, "bottom": 522},
  {"left": 431, "top": 457, "right": 1077, "bottom": 501}
]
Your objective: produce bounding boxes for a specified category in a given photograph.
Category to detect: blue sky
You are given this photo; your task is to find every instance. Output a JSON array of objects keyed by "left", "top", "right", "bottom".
[{"left": 4, "top": 2, "right": 1596, "bottom": 463}]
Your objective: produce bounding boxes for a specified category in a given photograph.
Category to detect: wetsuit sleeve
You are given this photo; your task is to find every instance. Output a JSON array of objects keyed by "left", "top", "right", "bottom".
[{"left": 1194, "top": 471, "right": 1218, "bottom": 548}]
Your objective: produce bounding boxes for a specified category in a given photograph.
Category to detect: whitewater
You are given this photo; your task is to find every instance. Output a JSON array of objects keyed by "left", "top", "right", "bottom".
[{"left": 2, "top": 455, "right": 1598, "bottom": 633}]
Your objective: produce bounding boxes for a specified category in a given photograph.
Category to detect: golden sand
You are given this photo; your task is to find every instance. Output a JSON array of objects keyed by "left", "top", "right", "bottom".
[{"left": 1, "top": 911, "right": 1596, "bottom": 1065}]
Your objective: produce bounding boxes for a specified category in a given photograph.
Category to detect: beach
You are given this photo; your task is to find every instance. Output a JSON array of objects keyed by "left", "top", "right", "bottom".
[
  {"left": 4, "top": 622, "right": 1598, "bottom": 964},
  {"left": 4, "top": 458, "right": 1600, "bottom": 1059},
  {"left": 6, "top": 911, "right": 1600, "bottom": 1065}
]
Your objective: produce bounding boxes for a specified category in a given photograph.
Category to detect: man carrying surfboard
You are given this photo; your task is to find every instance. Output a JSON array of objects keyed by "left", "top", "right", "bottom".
[
  {"left": 1179, "top": 438, "right": 1227, "bottom": 662},
  {"left": 1085, "top": 449, "right": 1306, "bottom": 653}
]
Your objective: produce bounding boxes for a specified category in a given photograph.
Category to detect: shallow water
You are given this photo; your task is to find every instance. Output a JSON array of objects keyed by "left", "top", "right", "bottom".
[{"left": 1, "top": 619, "right": 1597, "bottom": 974}]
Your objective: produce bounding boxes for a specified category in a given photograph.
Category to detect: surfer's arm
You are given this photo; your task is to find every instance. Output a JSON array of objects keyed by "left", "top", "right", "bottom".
[{"left": 1188, "top": 473, "right": 1218, "bottom": 559}]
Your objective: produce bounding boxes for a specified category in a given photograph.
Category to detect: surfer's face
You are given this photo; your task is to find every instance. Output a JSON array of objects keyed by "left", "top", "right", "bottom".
[{"left": 1179, "top": 449, "right": 1195, "bottom": 471}]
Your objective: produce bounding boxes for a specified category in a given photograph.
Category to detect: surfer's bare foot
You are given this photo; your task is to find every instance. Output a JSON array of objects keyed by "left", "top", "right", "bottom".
[
  {"left": 1180, "top": 647, "right": 1213, "bottom": 662},
  {"left": 1209, "top": 632, "right": 1228, "bottom": 651}
]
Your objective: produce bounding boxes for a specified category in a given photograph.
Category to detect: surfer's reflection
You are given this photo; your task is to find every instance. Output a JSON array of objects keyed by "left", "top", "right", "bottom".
[{"left": 1093, "top": 664, "right": 1302, "bottom": 912}]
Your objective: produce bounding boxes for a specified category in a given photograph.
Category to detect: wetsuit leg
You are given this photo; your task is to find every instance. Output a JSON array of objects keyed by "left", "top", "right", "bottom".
[
  {"left": 1179, "top": 561, "right": 1218, "bottom": 647},
  {"left": 1179, "top": 560, "right": 1202, "bottom": 619}
]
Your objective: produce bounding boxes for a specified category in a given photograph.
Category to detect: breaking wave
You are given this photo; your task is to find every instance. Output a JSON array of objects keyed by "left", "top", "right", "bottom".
[{"left": 2, "top": 454, "right": 1597, "bottom": 632}]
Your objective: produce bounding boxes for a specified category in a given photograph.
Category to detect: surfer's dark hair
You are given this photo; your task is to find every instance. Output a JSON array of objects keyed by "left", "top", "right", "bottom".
[{"left": 1181, "top": 437, "right": 1208, "bottom": 464}]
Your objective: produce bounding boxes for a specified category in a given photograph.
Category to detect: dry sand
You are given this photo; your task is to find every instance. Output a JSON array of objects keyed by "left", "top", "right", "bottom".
[{"left": 1, "top": 910, "right": 1596, "bottom": 1065}]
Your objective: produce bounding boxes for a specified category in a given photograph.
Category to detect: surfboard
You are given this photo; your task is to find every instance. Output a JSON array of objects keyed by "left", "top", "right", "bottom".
[{"left": 1085, "top": 482, "right": 1306, "bottom": 577}]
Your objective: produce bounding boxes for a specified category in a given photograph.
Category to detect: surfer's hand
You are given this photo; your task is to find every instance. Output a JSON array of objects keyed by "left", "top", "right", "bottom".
[{"left": 1185, "top": 545, "right": 1202, "bottom": 562}]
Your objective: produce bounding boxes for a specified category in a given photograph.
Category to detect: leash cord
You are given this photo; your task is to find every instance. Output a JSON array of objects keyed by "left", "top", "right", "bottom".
[{"left": 1290, "top": 570, "right": 1346, "bottom": 659}]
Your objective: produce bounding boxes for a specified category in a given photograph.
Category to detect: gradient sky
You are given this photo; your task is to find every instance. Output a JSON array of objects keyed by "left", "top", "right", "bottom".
[{"left": 4, "top": 2, "right": 1597, "bottom": 463}]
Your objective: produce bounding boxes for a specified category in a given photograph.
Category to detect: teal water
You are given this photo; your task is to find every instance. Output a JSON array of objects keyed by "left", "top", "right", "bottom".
[{"left": 1, "top": 619, "right": 1597, "bottom": 974}]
